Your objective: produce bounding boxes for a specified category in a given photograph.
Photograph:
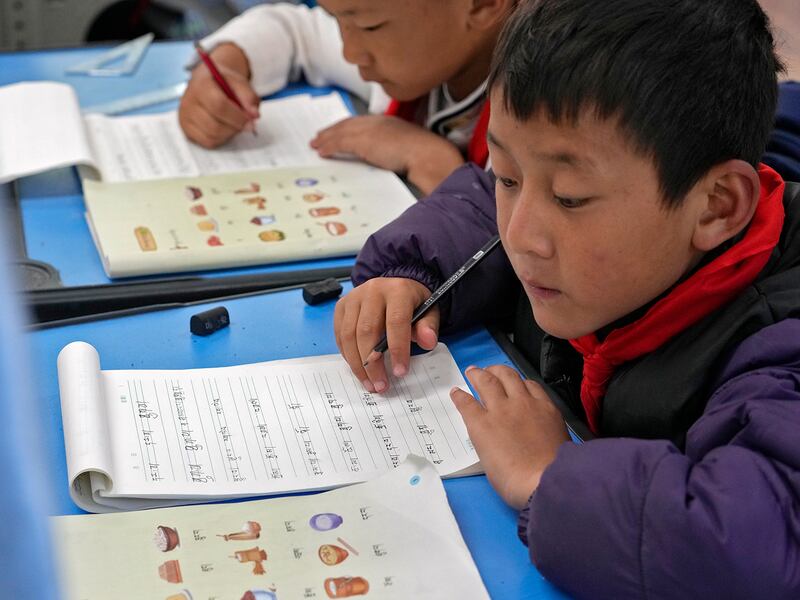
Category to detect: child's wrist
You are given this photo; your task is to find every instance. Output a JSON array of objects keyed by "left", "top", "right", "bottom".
[{"left": 406, "top": 142, "right": 464, "bottom": 195}]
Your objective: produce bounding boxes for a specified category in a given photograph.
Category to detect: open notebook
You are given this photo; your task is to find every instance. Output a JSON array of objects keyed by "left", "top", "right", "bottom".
[
  {"left": 0, "top": 81, "right": 357, "bottom": 184},
  {"left": 57, "top": 342, "right": 481, "bottom": 513},
  {"left": 51, "top": 456, "right": 490, "bottom": 599}
]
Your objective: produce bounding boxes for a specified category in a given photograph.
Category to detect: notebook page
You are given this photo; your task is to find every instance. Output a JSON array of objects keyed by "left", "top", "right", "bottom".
[
  {"left": 0, "top": 82, "right": 97, "bottom": 184},
  {"left": 83, "top": 93, "right": 352, "bottom": 182},
  {"left": 58, "top": 342, "right": 478, "bottom": 511}
]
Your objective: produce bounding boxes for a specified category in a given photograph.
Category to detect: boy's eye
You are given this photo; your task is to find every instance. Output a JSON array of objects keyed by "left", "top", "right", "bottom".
[
  {"left": 554, "top": 195, "right": 587, "bottom": 209},
  {"left": 361, "top": 22, "right": 386, "bottom": 32},
  {"left": 497, "top": 176, "right": 517, "bottom": 189}
]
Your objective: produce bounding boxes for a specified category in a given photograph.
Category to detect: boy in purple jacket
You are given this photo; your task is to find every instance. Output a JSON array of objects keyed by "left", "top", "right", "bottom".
[{"left": 334, "top": 0, "right": 800, "bottom": 597}]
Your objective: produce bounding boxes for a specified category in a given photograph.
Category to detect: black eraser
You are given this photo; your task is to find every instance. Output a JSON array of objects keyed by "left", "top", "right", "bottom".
[
  {"left": 190, "top": 306, "right": 230, "bottom": 336},
  {"left": 302, "top": 278, "right": 343, "bottom": 305}
]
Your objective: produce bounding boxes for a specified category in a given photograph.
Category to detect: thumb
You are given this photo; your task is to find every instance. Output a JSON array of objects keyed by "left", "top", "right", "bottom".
[
  {"left": 412, "top": 307, "right": 440, "bottom": 350},
  {"left": 230, "top": 77, "right": 260, "bottom": 118},
  {"left": 450, "top": 386, "right": 485, "bottom": 424}
]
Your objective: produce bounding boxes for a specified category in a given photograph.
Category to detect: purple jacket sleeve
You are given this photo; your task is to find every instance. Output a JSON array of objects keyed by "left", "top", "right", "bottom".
[
  {"left": 352, "top": 163, "right": 518, "bottom": 332},
  {"left": 520, "top": 318, "right": 800, "bottom": 600}
]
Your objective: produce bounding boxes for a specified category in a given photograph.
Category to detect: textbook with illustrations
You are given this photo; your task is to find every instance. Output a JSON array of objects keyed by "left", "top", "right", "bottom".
[
  {"left": 51, "top": 455, "right": 490, "bottom": 599},
  {"left": 57, "top": 342, "right": 481, "bottom": 513},
  {"left": 82, "top": 162, "right": 416, "bottom": 277}
]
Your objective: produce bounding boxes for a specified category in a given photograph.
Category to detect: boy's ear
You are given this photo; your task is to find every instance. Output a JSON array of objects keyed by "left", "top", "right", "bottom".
[
  {"left": 691, "top": 159, "right": 761, "bottom": 252},
  {"left": 466, "top": 0, "right": 516, "bottom": 30}
]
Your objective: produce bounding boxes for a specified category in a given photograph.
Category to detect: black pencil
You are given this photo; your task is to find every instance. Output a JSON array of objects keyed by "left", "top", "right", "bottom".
[{"left": 363, "top": 234, "right": 502, "bottom": 366}]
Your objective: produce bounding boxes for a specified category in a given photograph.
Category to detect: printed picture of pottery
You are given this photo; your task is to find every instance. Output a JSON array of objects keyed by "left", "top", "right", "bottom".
[
  {"left": 235, "top": 183, "right": 261, "bottom": 194},
  {"left": 231, "top": 546, "right": 267, "bottom": 575},
  {"left": 134, "top": 226, "right": 157, "bottom": 252},
  {"left": 309, "top": 513, "right": 343, "bottom": 531},
  {"left": 165, "top": 590, "right": 193, "bottom": 600},
  {"left": 308, "top": 207, "right": 341, "bottom": 217},
  {"left": 318, "top": 544, "right": 349, "bottom": 566},
  {"left": 158, "top": 560, "right": 183, "bottom": 584},
  {"left": 258, "top": 230, "right": 285, "bottom": 242},
  {"left": 320, "top": 222, "right": 348, "bottom": 236},
  {"left": 323, "top": 577, "right": 369, "bottom": 598},
  {"left": 294, "top": 177, "right": 318, "bottom": 187},
  {"left": 154, "top": 525, "right": 180, "bottom": 552},
  {"left": 302, "top": 192, "right": 326, "bottom": 203},
  {"left": 250, "top": 215, "right": 276, "bottom": 226},
  {"left": 218, "top": 521, "right": 261, "bottom": 541},
  {"left": 190, "top": 204, "right": 208, "bottom": 216},
  {"left": 243, "top": 196, "right": 268, "bottom": 210},
  {"left": 240, "top": 589, "right": 278, "bottom": 600},
  {"left": 184, "top": 186, "right": 203, "bottom": 201},
  {"left": 207, "top": 235, "right": 223, "bottom": 247}
]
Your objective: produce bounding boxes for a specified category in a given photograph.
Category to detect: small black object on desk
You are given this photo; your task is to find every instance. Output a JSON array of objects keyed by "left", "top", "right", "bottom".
[
  {"left": 190, "top": 306, "right": 230, "bottom": 336},
  {"left": 302, "top": 278, "right": 343, "bottom": 305}
]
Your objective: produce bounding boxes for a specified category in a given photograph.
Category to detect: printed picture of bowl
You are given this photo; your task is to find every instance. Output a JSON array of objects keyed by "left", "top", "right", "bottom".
[
  {"left": 240, "top": 590, "right": 277, "bottom": 600},
  {"left": 235, "top": 183, "right": 261, "bottom": 194},
  {"left": 207, "top": 235, "right": 223, "bottom": 247},
  {"left": 154, "top": 525, "right": 180, "bottom": 552},
  {"left": 294, "top": 177, "right": 318, "bottom": 187},
  {"left": 321, "top": 222, "right": 348, "bottom": 236},
  {"left": 309, "top": 513, "right": 343, "bottom": 531},
  {"left": 324, "top": 577, "right": 369, "bottom": 598},
  {"left": 259, "top": 230, "right": 285, "bottom": 242},
  {"left": 190, "top": 204, "right": 208, "bottom": 216},
  {"left": 184, "top": 186, "right": 203, "bottom": 201},
  {"left": 134, "top": 227, "right": 157, "bottom": 252},
  {"left": 318, "top": 544, "right": 349, "bottom": 566},
  {"left": 165, "top": 591, "right": 193, "bottom": 600},
  {"left": 250, "top": 215, "right": 276, "bottom": 226},
  {"left": 302, "top": 192, "right": 326, "bottom": 203},
  {"left": 308, "top": 207, "right": 340, "bottom": 217},
  {"left": 158, "top": 560, "right": 183, "bottom": 584}
]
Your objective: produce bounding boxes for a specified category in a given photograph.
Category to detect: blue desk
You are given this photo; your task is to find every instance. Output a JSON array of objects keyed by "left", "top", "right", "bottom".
[
  {"left": 27, "top": 283, "right": 568, "bottom": 599},
  {"left": 0, "top": 41, "right": 356, "bottom": 286}
]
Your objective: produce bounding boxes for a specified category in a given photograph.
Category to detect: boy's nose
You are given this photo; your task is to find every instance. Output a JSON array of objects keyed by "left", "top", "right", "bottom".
[
  {"left": 340, "top": 26, "right": 372, "bottom": 67},
  {"left": 503, "top": 196, "right": 556, "bottom": 260}
]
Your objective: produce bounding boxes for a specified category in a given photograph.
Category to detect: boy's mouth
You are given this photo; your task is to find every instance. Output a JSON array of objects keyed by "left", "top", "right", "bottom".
[{"left": 521, "top": 278, "right": 561, "bottom": 300}]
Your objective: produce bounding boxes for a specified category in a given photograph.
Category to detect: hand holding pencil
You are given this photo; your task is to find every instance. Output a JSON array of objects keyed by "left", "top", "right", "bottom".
[{"left": 178, "top": 41, "right": 261, "bottom": 148}]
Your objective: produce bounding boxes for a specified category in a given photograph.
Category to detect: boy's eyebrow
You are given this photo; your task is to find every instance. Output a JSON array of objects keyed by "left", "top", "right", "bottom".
[{"left": 487, "top": 129, "right": 596, "bottom": 169}]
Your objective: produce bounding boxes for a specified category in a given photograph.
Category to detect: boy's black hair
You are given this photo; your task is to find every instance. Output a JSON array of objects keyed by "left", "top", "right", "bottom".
[{"left": 488, "top": 0, "right": 784, "bottom": 205}]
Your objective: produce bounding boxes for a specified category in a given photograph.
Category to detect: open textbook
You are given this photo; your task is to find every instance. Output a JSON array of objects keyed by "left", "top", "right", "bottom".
[
  {"left": 0, "top": 81, "right": 356, "bottom": 184},
  {"left": 51, "top": 456, "right": 490, "bottom": 599},
  {"left": 82, "top": 162, "right": 416, "bottom": 277},
  {"left": 57, "top": 342, "right": 480, "bottom": 513}
]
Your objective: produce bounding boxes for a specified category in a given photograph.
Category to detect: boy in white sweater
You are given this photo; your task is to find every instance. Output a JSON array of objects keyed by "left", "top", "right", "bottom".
[{"left": 179, "top": 1, "right": 514, "bottom": 194}]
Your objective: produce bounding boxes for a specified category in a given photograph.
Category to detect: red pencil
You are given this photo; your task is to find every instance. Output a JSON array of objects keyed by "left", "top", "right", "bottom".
[{"left": 193, "top": 41, "right": 257, "bottom": 136}]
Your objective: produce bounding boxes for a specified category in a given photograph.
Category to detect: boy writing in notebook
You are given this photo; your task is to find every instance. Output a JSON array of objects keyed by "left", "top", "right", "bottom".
[
  {"left": 334, "top": 0, "right": 800, "bottom": 596},
  {"left": 178, "top": 0, "right": 515, "bottom": 194}
]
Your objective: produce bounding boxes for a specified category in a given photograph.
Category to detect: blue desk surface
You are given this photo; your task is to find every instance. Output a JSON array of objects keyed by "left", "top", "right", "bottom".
[
  {"left": 27, "top": 283, "right": 567, "bottom": 599},
  {"left": 0, "top": 41, "right": 356, "bottom": 286}
]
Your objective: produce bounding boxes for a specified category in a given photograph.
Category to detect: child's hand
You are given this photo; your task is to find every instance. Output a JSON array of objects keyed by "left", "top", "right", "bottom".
[
  {"left": 310, "top": 116, "right": 465, "bottom": 195},
  {"left": 178, "top": 43, "right": 261, "bottom": 148},
  {"left": 334, "top": 278, "right": 439, "bottom": 393},
  {"left": 451, "top": 366, "right": 570, "bottom": 510}
]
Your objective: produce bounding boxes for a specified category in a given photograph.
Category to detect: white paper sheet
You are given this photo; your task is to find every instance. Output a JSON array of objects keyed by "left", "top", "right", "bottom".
[
  {"left": 84, "top": 93, "right": 353, "bottom": 182},
  {"left": 0, "top": 82, "right": 97, "bottom": 184},
  {"left": 58, "top": 342, "right": 480, "bottom": 512}
]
